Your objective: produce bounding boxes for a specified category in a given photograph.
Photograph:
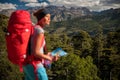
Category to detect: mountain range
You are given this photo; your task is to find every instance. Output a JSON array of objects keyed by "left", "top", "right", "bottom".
[
  {"left": 0, "top": 5, "right": 120, "bottom": 36},
  {"left": 0, "top": 5, "right": 92, "bottom": 22}
]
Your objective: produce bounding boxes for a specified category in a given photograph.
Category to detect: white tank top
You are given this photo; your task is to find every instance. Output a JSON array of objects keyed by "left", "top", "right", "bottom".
[{"left": 31, "top": 25, "right": 46, "bottom": 54}]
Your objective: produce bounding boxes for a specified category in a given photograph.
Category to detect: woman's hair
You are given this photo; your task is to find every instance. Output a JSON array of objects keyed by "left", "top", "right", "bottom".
[{"left": 33, "top": 8, "right": 49, "bottom": 21}]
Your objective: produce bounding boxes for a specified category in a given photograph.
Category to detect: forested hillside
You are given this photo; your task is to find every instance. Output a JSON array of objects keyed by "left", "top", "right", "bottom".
[{"left": 0, "top": 8, "right": 120, "bottom": 80}]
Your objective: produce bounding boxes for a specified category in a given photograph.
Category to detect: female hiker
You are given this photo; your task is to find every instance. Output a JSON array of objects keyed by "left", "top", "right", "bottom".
[{"left": 23, "top": 9, "right": 59, "bottom": 80}]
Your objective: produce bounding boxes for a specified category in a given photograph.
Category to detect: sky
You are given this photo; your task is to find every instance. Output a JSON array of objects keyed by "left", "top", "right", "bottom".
[{"left": 0, "top": 0, "right": 120, "bottom": 11}]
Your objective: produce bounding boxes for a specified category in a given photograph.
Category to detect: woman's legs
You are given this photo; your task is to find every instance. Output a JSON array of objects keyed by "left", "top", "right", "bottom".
[
  {"left": 37, "top": 64, "right": 48, "bottom": 80},
  {"left": 23, "top": 63, "right": 48, "bottom": 80},
  {"left": 23, "top": 64, "right": 36, "bottom": 80}
]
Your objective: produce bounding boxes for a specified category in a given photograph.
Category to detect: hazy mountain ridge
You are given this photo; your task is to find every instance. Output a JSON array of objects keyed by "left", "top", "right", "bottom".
[
  {"left": 0, "top": 5, "right": 92, "bottom": 22},
  {"left": 0, "top": 5, "right": 119, "bottom": 22},
  {"left": 45, "top": 6, "right": 92, "bottom": 21}
]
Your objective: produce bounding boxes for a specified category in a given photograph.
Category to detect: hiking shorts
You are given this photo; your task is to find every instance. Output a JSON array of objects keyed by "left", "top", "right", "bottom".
[{"left": 23, "top": 63, "right": 48, "bottom": 80}]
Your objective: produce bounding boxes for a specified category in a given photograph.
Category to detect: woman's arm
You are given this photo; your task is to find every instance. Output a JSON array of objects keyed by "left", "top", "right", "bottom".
[{"left": 33, "top": 33, "right": 53, "bottom": 61}]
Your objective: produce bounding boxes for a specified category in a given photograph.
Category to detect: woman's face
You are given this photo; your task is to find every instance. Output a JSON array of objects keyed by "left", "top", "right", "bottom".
[{"left": 39, "top": 14, "right": 51, "bottom": 26}]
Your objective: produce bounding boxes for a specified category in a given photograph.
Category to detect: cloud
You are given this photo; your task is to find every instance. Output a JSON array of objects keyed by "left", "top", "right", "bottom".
[
  {"left": 48, "top": 0, "right": 120, "bottom": 11},
  {"left": 25, "top": 2, "right": 48, "bottom": 7},
  {"left": 20, "top": 0, "right": 38, "bottom": 3},
  {"left": 48, "top": 0, "right": 100, "bottom": 7},
  {"left": 100, "top": 0, "right": 120, "bottom": 4},
  {"left": 20, "top": 0, "right": 49, "bottom": 7},
  {"left": 0, "top": 3, "right": 17, "bottom": 11},
  {"left": 21, "top": 0, "right": 119, "bottom": 11},
  {"left": 92, "top": 0, "right": 120, "bottom": 11}
]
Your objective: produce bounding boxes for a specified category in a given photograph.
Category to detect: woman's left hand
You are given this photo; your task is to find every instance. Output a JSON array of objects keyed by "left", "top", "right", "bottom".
[{"left": 52, "top": 53, "right": 60, "bottom": 61}]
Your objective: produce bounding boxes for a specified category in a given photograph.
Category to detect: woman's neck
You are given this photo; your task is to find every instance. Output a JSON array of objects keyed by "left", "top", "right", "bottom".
[{"left": 37, "top": 23, "right": 44, "bottom": 28}]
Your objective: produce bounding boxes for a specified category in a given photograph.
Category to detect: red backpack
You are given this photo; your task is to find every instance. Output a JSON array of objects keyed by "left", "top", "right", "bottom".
[{"left": 6, "top": 10, "right": 33, "bottom": 71}]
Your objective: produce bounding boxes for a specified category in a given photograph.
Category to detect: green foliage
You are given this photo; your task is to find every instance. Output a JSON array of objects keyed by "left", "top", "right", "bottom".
[
  {"left": 45, "top": 32, "right": 99, "bottom": 80},
  {"left": 45, "top": 33, "right": 74, "bottom": 54},
  {"left": 109, "top": 54, "right": 120, "bottom": 80},
  {"left": 105, "top": 30, "right": 120, "bottom": 80},
  {"left": 106, "top": 30, "right": 120, "bottom": 53},
  {"left": 0, "top": 14, "right": 8, "bottom": 52},
  {"left": 0, "top": 52, "right": 24, "bottom": 80},
  {"left": 71, "top": 30, "right": 93, "bottom": 57},
  {"left": 51, "top": 54, "right": 100, "bottom": 80}
]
